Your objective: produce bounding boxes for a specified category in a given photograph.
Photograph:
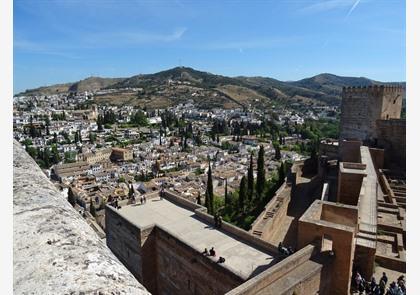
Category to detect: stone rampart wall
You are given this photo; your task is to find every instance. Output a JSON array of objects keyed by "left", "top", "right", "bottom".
[
  {"left": 225, "top": 244, "right": 327, "bottom": 295},
  {"left": 376, "top": 119, "right": 406, "bottom": 168},
  {"left": 105, "top": 202, "right": 244, "bottom": 295},
  {"left": 250, "top": 180, "right": 291, "bottom": 242},
  {"left": 13, "top": 140, "right": 149, "bottom": 294}
]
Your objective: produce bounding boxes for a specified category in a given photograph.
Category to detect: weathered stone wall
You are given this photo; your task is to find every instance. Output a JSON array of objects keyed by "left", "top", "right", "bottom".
[
  {"left": 369, "top": 148, "right": 385, "bottom": 170},
  {"left": 105, "top": 205, "right": 144, "bottom": 281},
  {"left": 339, "top": 140, "right": 362, "bottom": 163},
  {"left": 337, "top": 169, "right": 365, "bottom": 206},
  {"left": 154, "top": 227, "right": 244, "bottom": 295},
  {"left": 319, "top": 141, "right": 339, "bottom": 159},
  {"left": 106, "top": 203, "right": 244, "bottom": 295},
  {"left": 298, "top": 221, "right": 355, "bottom": 295},
  {"left": 298, "top": 201, "right": 356, "bottom": 295},
  {"left": 250, "top": 181, "right": 291, "bottom": 241},
  {"left": 320, "top": 203, "right": 359, "bottom": 228},
  {"left": 339, "top": 86, "right": 403, "bottom": 142},
  {"left": 226, "top": 244, "right": 331, "bottom": 295},
  {"left": 261, "top": 192, "right": 290, "bottom": 242},
  {"left": 13, "top": 140, "right": 150, "bottom": 294},
  {"left": 376, "top": 119, "right": 406, "bottom": 169}
]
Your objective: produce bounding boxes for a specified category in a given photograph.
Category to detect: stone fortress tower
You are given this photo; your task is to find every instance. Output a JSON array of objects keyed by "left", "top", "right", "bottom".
[{"left": 339, "top": 85, "right": 404, "bottom": 144}]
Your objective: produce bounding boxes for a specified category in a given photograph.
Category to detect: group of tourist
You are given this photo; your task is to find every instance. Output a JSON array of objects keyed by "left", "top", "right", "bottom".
[
  {"left": 129, "top": 195, "right": 148, "bottom": 205},
  {"left": 202, "top": 247, "right": 226, "bottom": 264},
  {"left": 213, "top": 214, "right": 223, "bottom": 228},
  {"left": 277, "top": 242, "right": 294, "bottom": 258},
  {"left": 138, "top": 196, "right": 147, "bottom": 204},
  {"left": 110, "top": 199, "right": 121, "bottom": 210},
  {"left": 203, "top": 247, "right": 216, "bottom": 257},
  {"left": 353, "top": 272, "right": 406, "bottom": 295}
]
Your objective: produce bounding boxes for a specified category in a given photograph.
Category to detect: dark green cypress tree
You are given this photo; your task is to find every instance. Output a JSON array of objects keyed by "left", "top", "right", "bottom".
[
  {"left": 247, "top": 153, "right": 254, "bottom": 202},
  {"left": 224, "top": 180, "right": 229, "bottom": 207},
  {"left": 97, "top": 115, "right": 103, "bottom": 131},
  {"left": 256, "top": 145, "right": 266, "bottom": 199},
  {"left": 274, "top": 142, "right": 281, "bottom": 160},
  {"left": 239, "top": 176, "right": 247, "bottom": 211},
  {"left": 29, "top": 116, "right": 37, "bottom": 138},
  {"left": 205, "top": 161, "right": 214, "bottom": 215},
  {"left": 43, "top": 148, "right": 51, "bottom": 168},
  {"left": 51, "top": 144, "right": 61, "bottom": 164},
  {"left": 129, "top": 184, "right": 134, "bottom": 199},
  {"left": 197, "top": 192, "right": 201, "bottom": 205},
  {"left": 205, "top": 189, "right": 210, "bottom": 211},
  {"left": 277, "top": 162, "right": 285, "bottom": 187},
  {"left": 74, "top": 131, "right": 79, "bottom": 143},
  {"left": 89, "top": 132, "right": 95, "bottom": 144}
]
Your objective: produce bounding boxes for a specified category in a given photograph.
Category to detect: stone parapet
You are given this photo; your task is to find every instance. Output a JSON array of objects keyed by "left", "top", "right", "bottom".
[{"left": 13, "top": 140, "right": 150, "bottom": 295}]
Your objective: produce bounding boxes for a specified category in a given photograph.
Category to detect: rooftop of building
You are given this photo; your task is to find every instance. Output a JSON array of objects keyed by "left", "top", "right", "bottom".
[{"left": 113, "top": 196, "right": 276, "bottom": 280}]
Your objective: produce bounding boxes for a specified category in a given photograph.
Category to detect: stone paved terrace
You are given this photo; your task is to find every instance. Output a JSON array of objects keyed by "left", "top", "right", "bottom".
[
  {"left": 13, "top": 140, "right": 150, "bottom": 295},
  {"left": 116, "top": 197, "right": 276, "bottom": 280}
]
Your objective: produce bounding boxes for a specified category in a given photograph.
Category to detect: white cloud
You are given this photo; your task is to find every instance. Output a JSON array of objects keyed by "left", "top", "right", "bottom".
[
  {"left": 299, "top": 0, "right": 354, "bottom": 14},
  {"left": 299, "top": 0, "right": 364, "bottom": 20},
  {"left": 346, "top": 0, "right": 361, "bottom": 18}
]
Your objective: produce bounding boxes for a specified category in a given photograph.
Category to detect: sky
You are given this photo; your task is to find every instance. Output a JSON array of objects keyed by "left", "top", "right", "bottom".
[{"left": 13, "top": 0, "right": 406, "bottom": 94}]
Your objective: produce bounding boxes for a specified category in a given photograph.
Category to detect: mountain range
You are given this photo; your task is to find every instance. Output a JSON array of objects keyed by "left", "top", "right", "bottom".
[{"left": 18, "top": 67, "right": 405, "bottom": 109}]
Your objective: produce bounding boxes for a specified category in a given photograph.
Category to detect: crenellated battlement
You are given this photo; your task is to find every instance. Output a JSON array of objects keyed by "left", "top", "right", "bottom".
[{"left": 342, "top": 85, "right": 404, "bottom": 95}]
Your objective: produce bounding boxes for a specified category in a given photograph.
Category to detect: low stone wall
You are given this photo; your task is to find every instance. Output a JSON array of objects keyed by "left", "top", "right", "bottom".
[
  {"left": 13, "top": 140, "right": 149, "bottom": 294},
  {"left": 163, "top": 190, "right": 203, "bottom": 211},
  {"left": 378, "top": 170, "right": 397, "bottom": 205},
  {"left": 375, "top": 254, "right": 406, "bottom": 273},
  {"left": 194, "top": 208, "right": 278, "bottom": 256},
  {"left": 225, "top": 244, "right": 325, "bottom": 295}
]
